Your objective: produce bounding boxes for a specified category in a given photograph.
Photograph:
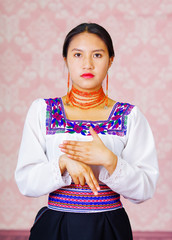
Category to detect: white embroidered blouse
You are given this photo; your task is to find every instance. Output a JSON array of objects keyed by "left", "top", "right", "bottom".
[{"left": 15, "top": 98, "right": 159, "bottom": 204}]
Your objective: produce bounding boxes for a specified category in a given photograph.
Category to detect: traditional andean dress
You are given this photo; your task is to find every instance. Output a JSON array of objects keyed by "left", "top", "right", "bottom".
[{"left": 15, "top": 98, "right": 159, "bottom": 240}]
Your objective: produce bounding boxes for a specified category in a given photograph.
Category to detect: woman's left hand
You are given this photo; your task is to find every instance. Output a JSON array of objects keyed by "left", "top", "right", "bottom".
[{"left": 59, "top": 127, "right": 117, "bottom": 174}]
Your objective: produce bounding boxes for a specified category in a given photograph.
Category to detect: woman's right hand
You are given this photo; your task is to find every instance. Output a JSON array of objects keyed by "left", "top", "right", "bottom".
[{"left": 59, "top": 154, "right": 100, "bottom": 195}]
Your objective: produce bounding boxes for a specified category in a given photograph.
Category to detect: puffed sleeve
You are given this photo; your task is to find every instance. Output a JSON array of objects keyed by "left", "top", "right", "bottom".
[
  {"left": 15, "top": 99, "right": 71, "bottom": 197},
  {"left": 99, "top": 106, "right": 159, "bottom": 203}
]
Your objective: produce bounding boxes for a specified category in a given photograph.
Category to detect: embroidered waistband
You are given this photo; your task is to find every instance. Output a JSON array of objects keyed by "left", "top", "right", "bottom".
[{"left": 48, "top": 183, "right": 122, "bottom": 213}]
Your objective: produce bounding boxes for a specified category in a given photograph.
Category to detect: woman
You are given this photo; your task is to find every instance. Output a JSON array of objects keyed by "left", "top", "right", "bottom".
[{"left": 15, "top": 23, "right": 159, "bottom": 240}]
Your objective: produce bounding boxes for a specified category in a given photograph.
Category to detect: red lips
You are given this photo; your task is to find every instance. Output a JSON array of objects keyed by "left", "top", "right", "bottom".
[{"left": 81, "top": 73, "right": 95, "bottom": 79}]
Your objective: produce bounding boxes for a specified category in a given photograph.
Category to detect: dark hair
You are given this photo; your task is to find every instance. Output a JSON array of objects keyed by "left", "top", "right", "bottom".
[{"left": 62, "top": 23, "right": 115, "bottom": 58}]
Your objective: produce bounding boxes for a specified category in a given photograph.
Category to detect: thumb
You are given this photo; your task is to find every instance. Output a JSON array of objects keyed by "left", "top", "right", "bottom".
[{"left": 89, "top": 126, "right": 100, "bottom": 141}]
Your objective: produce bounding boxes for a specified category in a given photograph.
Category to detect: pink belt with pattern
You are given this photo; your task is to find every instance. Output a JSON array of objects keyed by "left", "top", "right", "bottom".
[{"left": 48, "top": 183, "right": 122, "bottom": 213}]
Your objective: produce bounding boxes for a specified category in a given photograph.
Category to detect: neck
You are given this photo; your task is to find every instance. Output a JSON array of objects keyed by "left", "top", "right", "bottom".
[{"left": 67, "top": 85, "right": 107, "bottom": 109}]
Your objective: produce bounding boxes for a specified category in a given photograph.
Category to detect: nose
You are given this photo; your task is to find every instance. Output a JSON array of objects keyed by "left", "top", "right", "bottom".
[{"left": 82, "top": 56, "right": 94, "bottom": 70}]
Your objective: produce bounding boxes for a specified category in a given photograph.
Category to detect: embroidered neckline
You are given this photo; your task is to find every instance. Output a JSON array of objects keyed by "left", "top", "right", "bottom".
[
  {"left": 44, "top": 97, "right": 134, "bottom": 136},
  {"left": 60, "top": 97, "right": 119, "bottom": 123}
]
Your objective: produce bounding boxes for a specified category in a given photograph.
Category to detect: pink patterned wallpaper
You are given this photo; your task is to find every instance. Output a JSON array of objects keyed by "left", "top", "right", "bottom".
[{"left": 0, "top": 0, "right": 172, "bottom": 231}]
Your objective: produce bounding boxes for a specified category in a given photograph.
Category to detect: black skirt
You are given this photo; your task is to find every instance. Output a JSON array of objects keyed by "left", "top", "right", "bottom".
[{"left": 29, "top": 207, "right": 133, "bottom": 240}]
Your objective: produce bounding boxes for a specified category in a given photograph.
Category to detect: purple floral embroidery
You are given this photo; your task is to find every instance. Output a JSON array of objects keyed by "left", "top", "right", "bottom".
[
  {"left": 94, "top": 125, "right": 105, "bottom": 134},
  {"left": 44, "top": 98, "right": 134, "bottom": 136},
  {"left": 66, "top": 122, "right": 88, "bottom": 135},
  {"left": 73, "top": 124, "right": 83, "bottom": 133}
]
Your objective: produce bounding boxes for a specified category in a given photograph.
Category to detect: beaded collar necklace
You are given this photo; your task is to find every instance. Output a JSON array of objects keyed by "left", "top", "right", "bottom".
[{"left": 68, "top": 86, "right": 106, "bottom": 109}]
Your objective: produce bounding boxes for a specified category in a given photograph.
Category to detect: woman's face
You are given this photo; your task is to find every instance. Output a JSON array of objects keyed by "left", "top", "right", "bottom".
[{"left": 65, "top": 32, "right": 113, "bottom": 92}]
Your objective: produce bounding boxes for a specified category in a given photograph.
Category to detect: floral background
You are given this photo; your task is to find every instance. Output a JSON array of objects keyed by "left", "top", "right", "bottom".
[{"left": 0, "top": 0, "right": 172, "bottom": 231}]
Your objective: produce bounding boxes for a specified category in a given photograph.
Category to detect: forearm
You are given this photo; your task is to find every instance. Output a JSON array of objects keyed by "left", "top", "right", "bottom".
[
  {"left": 15, "top": 160, "right": 70, "bottom": 197},
  {"left": 102, "top": 150, "right": 118, "bottom": 175},
  {"left": 99, "top": 156, "right": 159, "bottom": 203},
  {"left": 59, "top": 155, "right": 68, "bottom": 175}
]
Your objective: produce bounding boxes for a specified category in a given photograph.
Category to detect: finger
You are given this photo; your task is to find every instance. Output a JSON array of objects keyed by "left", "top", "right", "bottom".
[
  {"left": 89, "top": 126, "right": 99, "bottom": 141},
  {"left": 67, "top": 154, "right": 83, "bottom": 162},
  {"left": 59, "top": 143, "right": 83, "bottom": 153},
  {"left": 60, "top": 148, "right": 89, "bottom": 163},
  {"left": 90, "top": 171, "right": 100, "bottom": 191},
  {"left": 61, "top": 140, "right": 90, "bottom": 148},
  {"left": 60, "top": 148, "right": 76, "bottom": 155},
  {"left": 62, "top": 140, "right": 83, "bottom": 146},
  {"left": 60, "top": 148, "right": 84, "bottom": 161},
  {"left": 78, "top": 176, "right": 86, "bottom": 186},
  {"left": 72, "top": 176, "right": 79, "bottom": 185},
  {"left": 84, "top": 173, "right": 98, "bottom": 196}
]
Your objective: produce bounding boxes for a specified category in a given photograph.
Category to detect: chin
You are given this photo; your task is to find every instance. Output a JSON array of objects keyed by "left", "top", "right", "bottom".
[{"left": 77, "top": 83, "right": 102, "bottom": 91}]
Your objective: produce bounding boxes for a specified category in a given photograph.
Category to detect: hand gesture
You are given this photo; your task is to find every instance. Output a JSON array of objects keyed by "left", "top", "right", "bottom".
[
  {"left": 59, "top": 154, "right": 100, "bottom": 195},
  {"left": 59, "top": 127, "right": 117, "bottom": 174}
]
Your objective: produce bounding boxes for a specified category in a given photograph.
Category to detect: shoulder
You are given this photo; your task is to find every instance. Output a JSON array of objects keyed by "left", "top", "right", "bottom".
[
  {"left": 108, "top": 98, "right": 134, "bottom": 115},
  {"left": 43, "top": 97, "right": 62, "bottom": 116},
  {"left": 117, "top": 102, "right": 147, "bottom": 123},
  {"left": 44, "top": 97, "right": 61, "bottom": 106},
  {"left": 30, "top": 97, "right": 61, "bottom": 108},
  {"left": 114, "top": 101, "right": 147, "bottom": 118},
  {"left": 114, "top": 102, "right": 148, "bottom": 128},
  {"left": 114, "top": 102, "right": 135, "bottom": 117},
  {"left": 24, "top": 98, "right": 46, "bottom": 121},
  {"left": 28, "top": 98, "right": 46, "bottom": 112},
  {"left": 120, "top": 103, "right": 151, "bottom": 135},
  {"left": 113, "top": 102, "right": 152, "bottom": 138},
  {"left": 27, "top": 98, "right": 61, "bottom": 117}
]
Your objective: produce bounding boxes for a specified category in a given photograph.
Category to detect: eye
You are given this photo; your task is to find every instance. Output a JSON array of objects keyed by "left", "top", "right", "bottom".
[
  {"left": 74, "top": 53, "right": 82, "bottom": 57},
  {"left": 93, "top": 53, "right": 102, "bottom": 58}
]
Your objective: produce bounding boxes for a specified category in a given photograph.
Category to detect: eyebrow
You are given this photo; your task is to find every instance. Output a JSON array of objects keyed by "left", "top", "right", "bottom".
[{"left": 71, "top": 48, "right": 105, "bottom": 52}]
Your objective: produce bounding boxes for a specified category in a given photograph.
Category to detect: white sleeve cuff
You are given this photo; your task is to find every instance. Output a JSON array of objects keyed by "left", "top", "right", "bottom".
[
  {"left": 99, "top": 157, "right": 126, "bottom": 188},
  {"left": 51, "top": 161, "right": 72, "bottom": 188}
]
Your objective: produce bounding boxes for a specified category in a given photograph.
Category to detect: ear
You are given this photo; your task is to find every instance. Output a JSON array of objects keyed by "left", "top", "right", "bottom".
[
  {"left": 64, "top": 57, "right": 68, "bottom": 67},
  {"left": 108, "top": 57, "right": 114, "bottom": 68}
]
